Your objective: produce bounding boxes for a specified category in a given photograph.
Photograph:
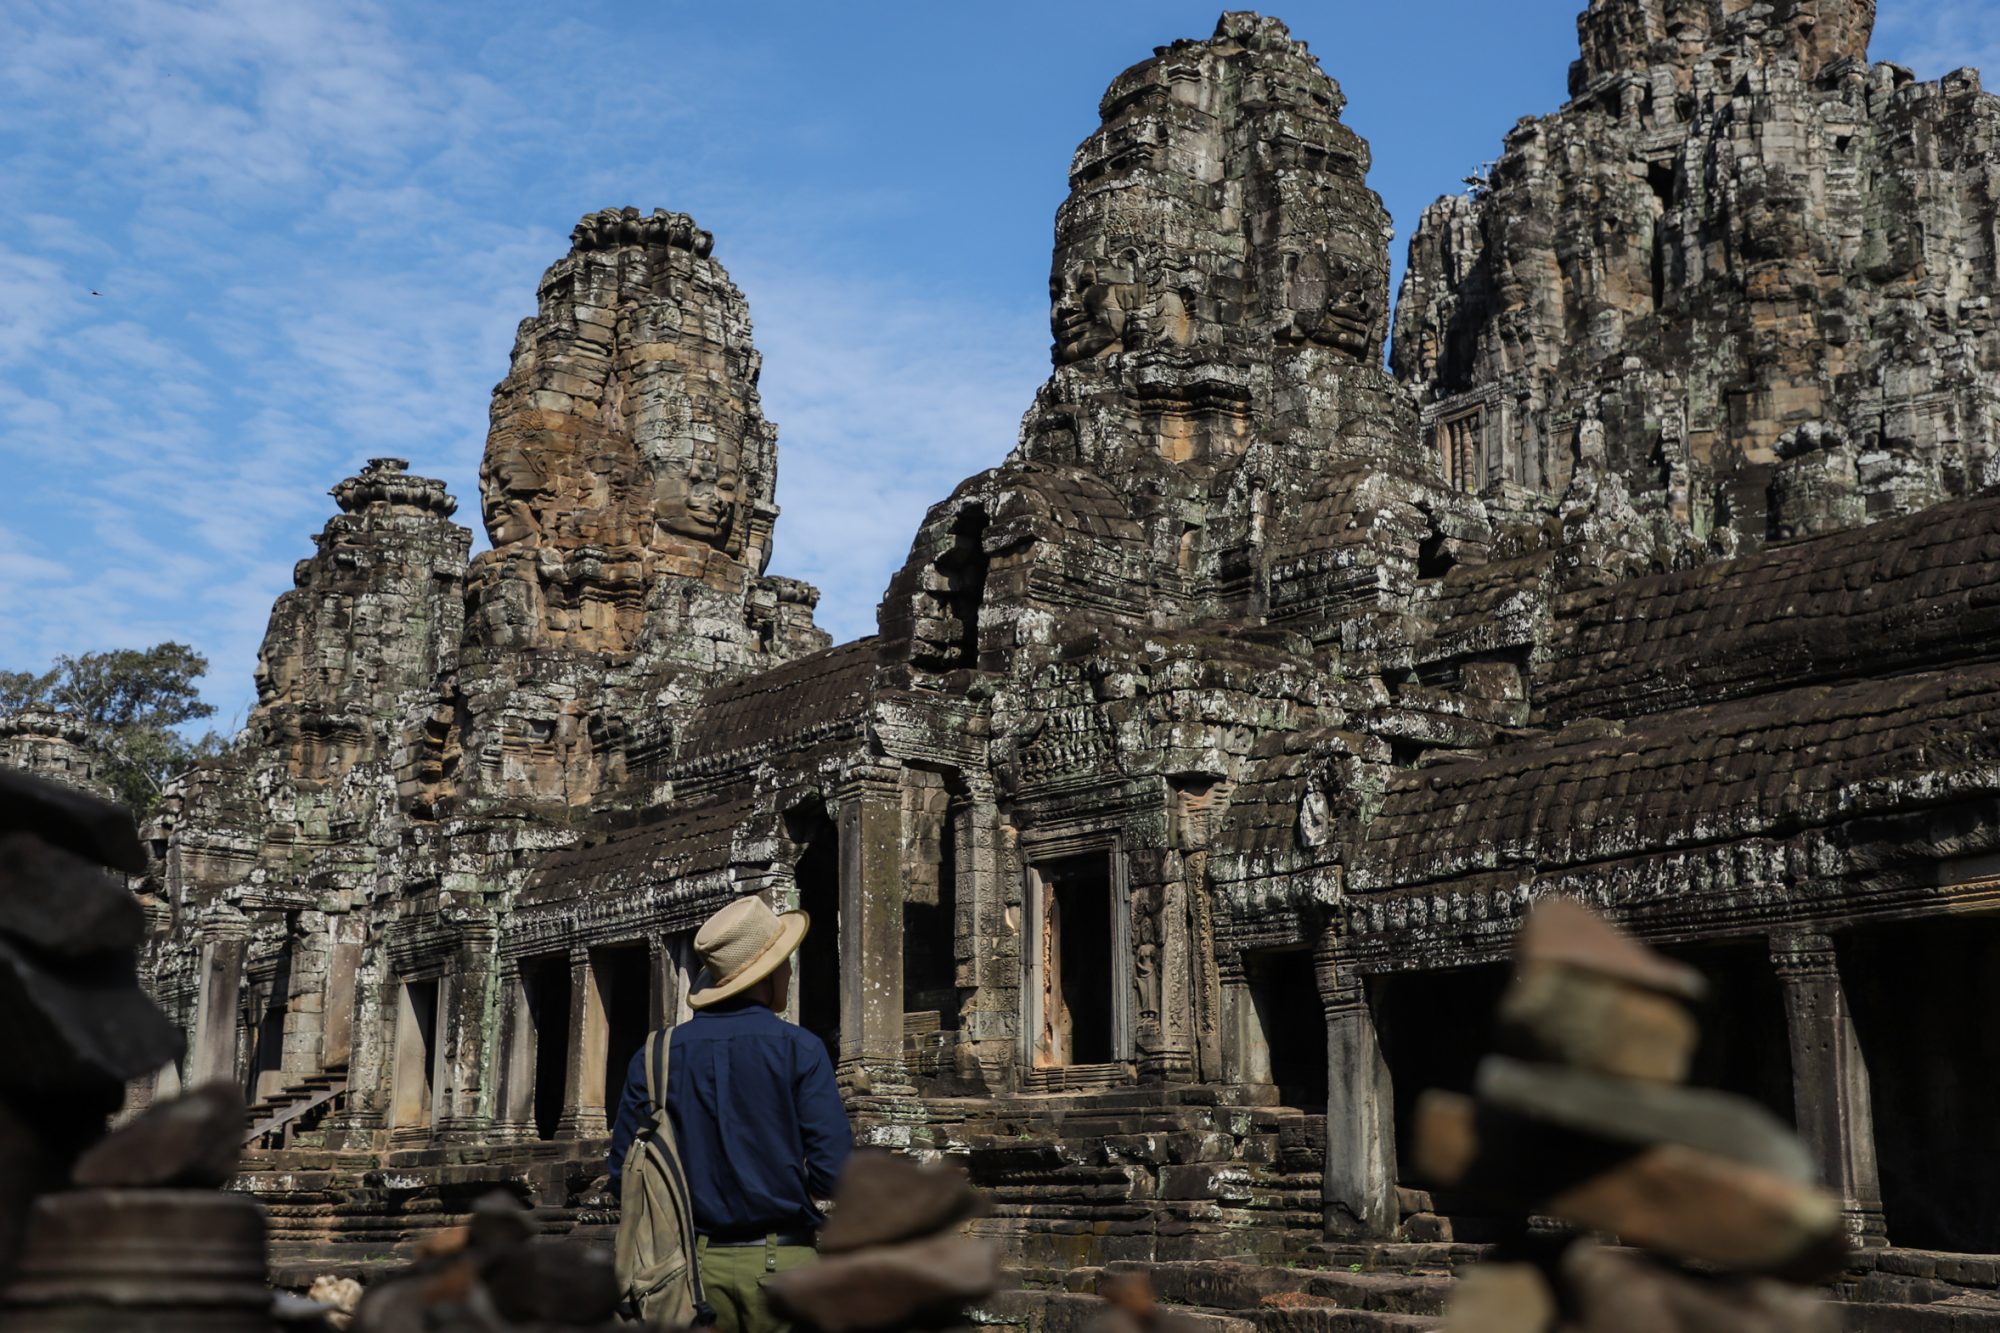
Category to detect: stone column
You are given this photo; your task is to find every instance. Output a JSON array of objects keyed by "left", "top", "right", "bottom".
[
  {"left": 647, "top": 937, "right": 672, "bottom": 1033},
  {"left": 953, "top": 778, "right": 1015, "bottom": 1090},
  {"left": 557, "top": 947, "right": 609, "bottom": 1138},
  {"left": 1217, "top": 953, "right": 1273, "bottom": 1088},
  {"left": 1316, "top": 937, "right": 1397, "bottom": 1237},
  {"left": 325, "top": 955, "right": 392, "bottom": 1149},
  {"left": 190, "top": 908, "right": 250, "bottom": 1087},
  {"left": 1769, "top": 931, "right": 1887, "bottom": 1246},
  {"left": 837, "top": 765, "right": 908, "bottom": 1090},
  {"left": 492, "top": 965, "right": 537, "bottom": 1142},
  {"left": 437, "top": 921, "right": 498, "bottom": 1142}
]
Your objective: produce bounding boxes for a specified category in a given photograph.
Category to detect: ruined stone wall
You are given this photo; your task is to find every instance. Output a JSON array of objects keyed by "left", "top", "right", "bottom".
[
  {"left": 0, "top": 709, "right": 112, "bottom": 802},
  {"left": 1394, "top": 0, "right": 2000, "bottom": 550}
]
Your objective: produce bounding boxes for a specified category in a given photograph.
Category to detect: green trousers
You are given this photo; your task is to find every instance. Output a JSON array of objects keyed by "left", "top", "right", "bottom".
[{"left": 696, "top": 1236, "right": 816, "bottom": 1333}]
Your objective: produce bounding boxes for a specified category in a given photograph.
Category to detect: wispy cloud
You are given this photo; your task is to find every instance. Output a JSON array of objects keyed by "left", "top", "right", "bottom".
[
  {"left": 0, "top": 0, "right": 1044, "bottom": 720},
  {"left": 745, "top": 263, "right": 1045, "bottom": 644},
  {"left": 1875, "top": 0, "right": 2000, "bottom": 78}
]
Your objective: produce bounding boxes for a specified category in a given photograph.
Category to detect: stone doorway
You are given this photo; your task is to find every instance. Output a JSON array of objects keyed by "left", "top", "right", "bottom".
[
  {"left": 1844, "top": 916, "right": 2000, "bottom": 1252},
  {"left": 390, "top": 978, "right": 439, "bottom": 1131},
  {"left": 247, "top": 940, "right": 295, "bottom": 1101},
  {"left": 1372, "top": 963, "right": 1508, "bottom": 1203},
  {"left": 793, "top": 819, "right": 841, "bottom": 1062},
  {"left": 1248, "top": 950, "right": 1326, "bottom": 1110},
  {"left": 591, "top": 944, "right": 652, "bottom": 1117},
  {"left": 903, "top": 789, "right": 960, "bottom": 1033},
  {"left": 522, "top": 954, "right": 570, "bottom": 1142},
  {"left": 1029, "top": 852, "right": 1123, "bottom": 1068},
  {"left": 1661, "top": 938, "right": 1794, "bottom": 1121}
]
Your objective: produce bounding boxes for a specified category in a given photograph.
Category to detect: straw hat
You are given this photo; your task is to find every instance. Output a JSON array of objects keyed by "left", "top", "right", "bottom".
[{"left": 688, "top": 896, "right": 809, "bottom": 1009}]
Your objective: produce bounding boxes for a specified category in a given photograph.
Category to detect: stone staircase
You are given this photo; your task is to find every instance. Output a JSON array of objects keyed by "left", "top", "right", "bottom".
[
  {"left": 242, "top": 1063, "right": 349, "bottom": 1151},
  {"left": 974, "top": 1247, "right": 2000, "bottom": 1333},
  {"left": 867, "top": 1087, "right": 1325, "bottom": 1269}
]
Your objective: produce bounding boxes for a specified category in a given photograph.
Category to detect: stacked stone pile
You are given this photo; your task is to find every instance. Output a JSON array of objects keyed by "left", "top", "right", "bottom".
[
  {"left": 1413, "top": 899, "right": 1841, "bottom": 1330},
  {"left": 0, "top": 767, "right": 272, "bottom": 1329}
]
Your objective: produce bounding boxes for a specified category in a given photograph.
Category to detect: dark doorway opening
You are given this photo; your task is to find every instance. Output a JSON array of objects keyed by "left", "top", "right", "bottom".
[
  {"left": 1844, "top": 917, "right": 2000, "bottom": 1252},
  {"left": 1249, "top": 949, "right": 1327, "bottom": 1109},
  {"left": 393, "top": 978, "right": 439, "bottom": 1130},
  {"left": 1040, "top": 855, "right": 1115, "bottom": 1065},
  {"left": 794, "top": 816, "right": 842, "bottom": 1063},
  {"left": 249, "top": 939, "right": 295, "bottom": 1100},
  {"left": 1372, "top": 964, "right": 1509, "bottom": 1185},
  {"left": 593, "top": 944, "right": 652, "bottom": 1118},
  {"left": 903, "top": 799, "right": 959, "bottom": 1027},
  {"left": 1661, "top": 938, "right": 1794, "bottom": 1122},
  {"left": 523, "top": 954, "right": 570, "bottom": 1142}
]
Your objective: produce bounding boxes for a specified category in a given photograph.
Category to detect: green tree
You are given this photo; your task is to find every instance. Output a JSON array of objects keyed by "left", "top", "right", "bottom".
[{"left": 0, "top": 642, "right": 228, "bottom": 814}]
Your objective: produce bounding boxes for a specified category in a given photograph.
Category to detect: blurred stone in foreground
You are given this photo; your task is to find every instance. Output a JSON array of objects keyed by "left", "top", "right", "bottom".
[
  {"left": 349, "top": 1192, "right": 619, "bottom": 1333},
  {"left": 1416, "top": 898, "right": 1843, "bottom": 1331},
  {"left": 765, "top": 1151, "right": 1001, "bottom": 1333}
]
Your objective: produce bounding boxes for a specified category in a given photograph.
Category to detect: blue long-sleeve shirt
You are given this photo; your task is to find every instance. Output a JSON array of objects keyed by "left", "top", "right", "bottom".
[{"left": 606, "top": 1000, "right": 853, "bottom": 1240}]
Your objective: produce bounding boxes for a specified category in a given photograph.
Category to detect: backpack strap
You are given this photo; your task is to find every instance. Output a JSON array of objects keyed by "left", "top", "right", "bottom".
[{"left": 639, "top": 1026, "right": 708, "bottom": 1310}]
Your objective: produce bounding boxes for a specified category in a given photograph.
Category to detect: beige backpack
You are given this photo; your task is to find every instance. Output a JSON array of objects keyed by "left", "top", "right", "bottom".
[{"left": 614, "top": 1029, "right": 708, "bottom": 1327}]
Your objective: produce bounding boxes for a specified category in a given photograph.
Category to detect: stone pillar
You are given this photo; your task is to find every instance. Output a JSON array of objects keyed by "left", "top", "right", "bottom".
[
  {"left": 190, "top": 910, "right": 249, "bottom": 1087},
  {"left": 1769, "top": 931, "right": 1887, "bottom": 1246},
  {"left": 1217, "top": 953, "right": 1272, "bottom": 1088},
  {"left": 837, "top": 766, "right": 908, "bottom": 1089},
  {"left": 557, "top": 947, "right": 608, "bottom": 1138},
  {"left": 953, "top": 778, "right": 1015, "bottom": 1091},
  {"left": 493, "top": 965, "right": 537, "bottom": 1143},
  {"left": 326, "top": 957, "right": 393, "bottom": 1150},
  {"left": 1316, "top": 938, "right": 1396, "bottom": 1237},
  {"left": 320, "top": 916, "right": 364, "bottom": 1068},
  {"left": 647, "top": 937, "right": 672, "bottom": 1033},
  {"left": 437, "top": 922, "right": 498, "bottom": 1141}
]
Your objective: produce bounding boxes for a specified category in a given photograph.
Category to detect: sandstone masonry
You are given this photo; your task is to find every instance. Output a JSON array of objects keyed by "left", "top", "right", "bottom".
[{"left": 8, "top": 6, "right": 2000, "bottom": 1318}]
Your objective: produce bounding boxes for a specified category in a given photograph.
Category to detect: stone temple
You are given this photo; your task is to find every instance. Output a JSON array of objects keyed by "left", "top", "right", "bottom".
[{"left": 14, "top": 0, "right": 2000, "bottom": 1310}]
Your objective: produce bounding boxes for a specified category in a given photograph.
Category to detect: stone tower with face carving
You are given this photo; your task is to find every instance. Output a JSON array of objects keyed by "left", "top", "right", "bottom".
[
  {"left": 467, "top": 207, "right": 801, "bottom": 660},
  {"left": 453, "top": 208, "right": 825, "bottom": 815},
  {"left": 1025, "top": 14, "right": 1426, "bottom": 482}
]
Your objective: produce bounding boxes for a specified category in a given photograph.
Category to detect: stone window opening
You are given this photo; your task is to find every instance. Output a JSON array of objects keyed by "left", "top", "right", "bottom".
[
  {"left": 1026, "top": 851, "right": 1130, "bottom": 1069},
  {"left": 1437, "top": 410, "right": 1483, "bottom": 493},
  {"left": 390, "top": 978, "right": 440, "bottom": 1132},
  {"left": 902, "top": 781, "right": 962, "bottom": 1041},
  {"left": 913, "top": 506, "right": 989, "bottom": 671},
  {"left": 521, "top": 954, "right": 570, "bottom": 1142},
  {"left": 1647, "top": 159, "right": 1677, "bottom": 310}
]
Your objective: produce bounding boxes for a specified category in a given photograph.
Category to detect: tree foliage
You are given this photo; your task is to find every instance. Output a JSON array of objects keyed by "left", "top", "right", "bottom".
[{"left": 1, "top": 642, "right": 228, "bottom": 815}]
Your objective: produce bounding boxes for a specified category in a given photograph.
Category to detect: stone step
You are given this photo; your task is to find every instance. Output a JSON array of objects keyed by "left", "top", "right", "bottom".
[
  {"left": 1077, "top": 1262, "right": 1450, "bottom": 1318},
  {"left": 977, "top": 1288, "right": 1438, "bottom": 1333},
  {"left": 1828, "top": 1301, "right": 2000, "bottom": 1330}
]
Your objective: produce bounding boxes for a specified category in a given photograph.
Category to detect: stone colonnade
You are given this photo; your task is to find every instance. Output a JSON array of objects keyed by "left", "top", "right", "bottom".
[{"left": 1306, "top": 926, "right": 1889, "bottom": 1245}]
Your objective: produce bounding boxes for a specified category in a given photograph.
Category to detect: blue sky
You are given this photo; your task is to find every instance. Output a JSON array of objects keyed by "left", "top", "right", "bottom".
[{"left": 3, "top": 1, "right": 1996, "bottom": 730}]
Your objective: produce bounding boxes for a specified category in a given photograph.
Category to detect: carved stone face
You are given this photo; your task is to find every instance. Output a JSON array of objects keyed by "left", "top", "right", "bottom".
[
  {"left": 1286, "top": 241, "right": 1381, "bottom": 360},
  {"left": 481, "top": 445, "right": 550, "bottom": 547},
  {"left": 1052, "top": 259, "right": 1145, "bottom": 363},
  {"left": 656, "top": 469, "right": 739, "bottom": 545}
]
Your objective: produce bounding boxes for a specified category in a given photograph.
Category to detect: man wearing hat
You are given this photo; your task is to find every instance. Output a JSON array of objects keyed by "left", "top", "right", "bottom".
[{"left": 608, "top": 895, "right": 853, "bottom": 1333}]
